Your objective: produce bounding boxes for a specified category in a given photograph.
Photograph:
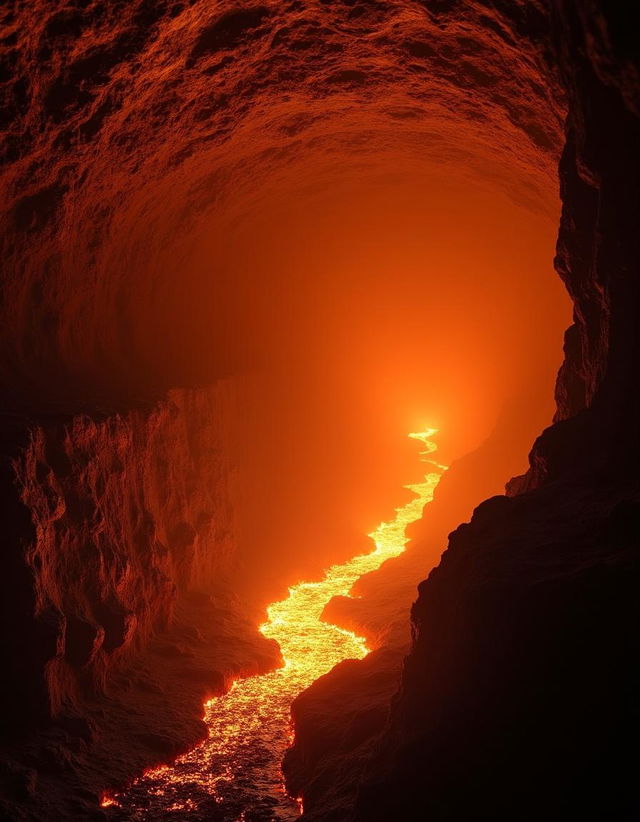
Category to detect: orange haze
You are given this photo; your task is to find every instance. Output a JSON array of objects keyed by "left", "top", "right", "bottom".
[
  {"left": 0, "top": 1, "right": 572, "bottom": 604},
  {"left": 189, "top": 175, "right": 571, "bottom": 599}
]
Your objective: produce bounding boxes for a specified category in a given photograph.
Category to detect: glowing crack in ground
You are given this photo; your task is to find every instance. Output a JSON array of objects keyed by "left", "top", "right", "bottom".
[{"left": 106, "top": 430, "right": 446, "bottom": 820}]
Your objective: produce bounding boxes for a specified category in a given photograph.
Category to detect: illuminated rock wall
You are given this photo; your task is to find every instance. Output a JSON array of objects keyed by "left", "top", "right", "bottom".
[
  {"left": 0, "top": 384, "right": 237, "bottom": 725},
  {"left": 1, "top": 0, "right": 572, "bottom": 657},
  {"left": 0, "top": 0, "right": 567, "bottom": 746},
  {"left": 0, "top": 0, "right": 563, "bottom": 407}
]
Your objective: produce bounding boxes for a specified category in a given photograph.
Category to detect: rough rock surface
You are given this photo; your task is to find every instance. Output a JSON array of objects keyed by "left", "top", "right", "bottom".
[
  {"left": 0, "top": 0, "right": 564, "bottom": 407},
  {"left": 1, "top": 0, "right": 637, "bottom": 819},
  {"left": 320, "top": 397, "right": 554, "bottom": 650},
  {"left": 283, "top": 399, "right": 559, "bottom": 815},
  {"left": 0, "top": 384, "right": 280, "bottom": 819},
  {"left": 0, "top": 591, "right": 279, "bottom": 821},
  {"left": 284, "top": 648, "right": 405, "bottom": 822},
  {"left": 286, "top": 3, "right": 640, "bottom": 819},
  {"left": 2, "top": 384, "right": 235, "bottom": 721}
]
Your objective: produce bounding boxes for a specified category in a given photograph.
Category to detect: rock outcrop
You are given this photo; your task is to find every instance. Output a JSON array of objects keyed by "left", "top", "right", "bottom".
[
  {"left": 283, "top": 398, "right": 562, "bottom": 817},
  {"left": 285, "top": 3, "right": 640, "bottom": 819},
  {"left": 0, "top": 385, "right": 279, "bottom": 819}
]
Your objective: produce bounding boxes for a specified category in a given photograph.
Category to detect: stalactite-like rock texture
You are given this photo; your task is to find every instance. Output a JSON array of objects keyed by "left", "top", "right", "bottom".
[{"left": 1, "top": 385, "right": 280, "bottom": 819}]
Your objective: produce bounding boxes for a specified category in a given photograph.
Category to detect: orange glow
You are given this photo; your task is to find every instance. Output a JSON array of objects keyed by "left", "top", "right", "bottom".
[
  {"left": 108, "top": 430, "right": 445, "bottom": 817},
  {"left": 211, "top": 179, "right": 571, "bottom": 599}
]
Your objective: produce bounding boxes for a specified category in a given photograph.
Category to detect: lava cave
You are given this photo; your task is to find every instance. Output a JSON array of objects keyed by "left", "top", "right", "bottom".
[{"left": 0, "top": 1, "right": 638, "bottom": 820}]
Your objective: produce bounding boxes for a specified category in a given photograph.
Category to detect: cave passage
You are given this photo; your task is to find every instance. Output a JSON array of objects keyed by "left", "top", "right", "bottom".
[
  {"left": 6, "top": 3, "right": 625, "bottom": 821},
  {"left": 1, "top": 0, "right": 573, "bottom": 613},
  {"left": 102, "top": 431, "right": 445, "bottom": 820}
]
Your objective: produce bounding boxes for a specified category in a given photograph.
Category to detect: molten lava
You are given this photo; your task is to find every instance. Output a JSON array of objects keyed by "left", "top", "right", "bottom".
[{"left": 105, "top": 430, "right": 445, "bottom": 819}]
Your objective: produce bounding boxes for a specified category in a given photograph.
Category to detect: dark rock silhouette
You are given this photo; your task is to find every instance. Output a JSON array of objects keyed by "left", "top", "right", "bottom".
[{"left": 286, "top": 3, "right": 640, "bottom": 820}]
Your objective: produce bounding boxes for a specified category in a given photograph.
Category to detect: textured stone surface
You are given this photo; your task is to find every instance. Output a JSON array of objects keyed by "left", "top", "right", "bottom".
[
  {"left": 352, "top": 4, "right": 640, "bottom": 820},
  {"left": 0, "top": 384, "right": 279, "bottom": 818},
  {"left": 2, "top": 385, "right": 237, "bottom": 721},
  {"left": 284, "top": 3, "right": 640, "bottom": 820},
  {"left": 0, "top": 0, "right": 563, "bottom": 408},
  {"left": 1, "top": 0, "right": 637, "bottom": 819},
  {"left": 283, "top": 399, "right": 562, "bottom": 814}
]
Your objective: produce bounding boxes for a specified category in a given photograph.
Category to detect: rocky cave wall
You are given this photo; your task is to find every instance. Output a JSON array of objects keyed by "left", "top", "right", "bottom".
[
  {"left": 0, "top": 0, "right": 567, "bottom": 742},
  {"left": 0, "top": 384, "right": 239, "bottom": 729},
  {"left": 1, "top": 0, "right": 571, "bottom": 657},
  {"left": 1, "top": 0, "right": 632, "bottom": 818},
  {"left": 283, "top": 3, "right": 640, "bottom": 819}
]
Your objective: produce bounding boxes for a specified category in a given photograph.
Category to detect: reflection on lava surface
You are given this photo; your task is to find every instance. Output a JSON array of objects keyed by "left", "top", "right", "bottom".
[{"left": 105, "top": 431, "right": 445, "bottom": 820}]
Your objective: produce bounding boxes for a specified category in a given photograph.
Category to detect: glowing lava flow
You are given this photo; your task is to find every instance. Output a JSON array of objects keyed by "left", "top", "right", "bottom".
[{"left": 106, "top": 430, "right": 445, "bottom": 820}]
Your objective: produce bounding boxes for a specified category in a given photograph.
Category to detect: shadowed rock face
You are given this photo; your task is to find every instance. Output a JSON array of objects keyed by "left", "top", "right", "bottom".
[
  {"left": 284, "top": 3, "right": 640, "bottom": 820},
  {"left": 282, "top": 399, "right": 569, "bottom": 818}
]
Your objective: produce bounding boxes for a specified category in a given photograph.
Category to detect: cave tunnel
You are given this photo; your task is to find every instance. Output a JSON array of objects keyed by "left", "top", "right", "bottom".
[{"left": 0, "top": 1, "right": 638, "bottom": 820}]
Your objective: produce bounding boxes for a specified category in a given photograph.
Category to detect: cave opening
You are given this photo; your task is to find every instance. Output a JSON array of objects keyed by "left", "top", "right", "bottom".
[{"left": 1, "top": 2, "right": 637, "bottom": 821}]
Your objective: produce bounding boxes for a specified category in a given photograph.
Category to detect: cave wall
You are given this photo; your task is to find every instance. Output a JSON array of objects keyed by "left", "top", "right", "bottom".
[
  {"left": 0, "top": 384, "right": 238, "bottom": 728},
  {"left": 0, "top": 0, "right": 564, "bottom": 408},
  {"left": 0, "top": 0, "right": 571, "bottom": 746},
  {"left": 0, "top": 0, "right": 574, "bottom": 656},
  {"left": 347, "top": 3, "right": 640, "bottom": 819},
  {"left": 1, "top": 0, "right": 636, "bottom": 817}
]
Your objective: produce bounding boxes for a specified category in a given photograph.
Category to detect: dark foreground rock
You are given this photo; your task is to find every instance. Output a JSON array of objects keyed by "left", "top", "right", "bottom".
[
  {"left": 284, "top": 649, "right": 405, "bottom": 822},
  {"left": 0, "top": 589, "right": 280, "bottom": 822},
  {"left": 287, "top": 3, "right": 640, "bottom": 819}
]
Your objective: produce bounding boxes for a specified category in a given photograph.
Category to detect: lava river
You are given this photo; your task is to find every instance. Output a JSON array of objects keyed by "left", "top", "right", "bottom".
[{"left": 104, "top": 430, "right": 445, "bottom": 820}]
